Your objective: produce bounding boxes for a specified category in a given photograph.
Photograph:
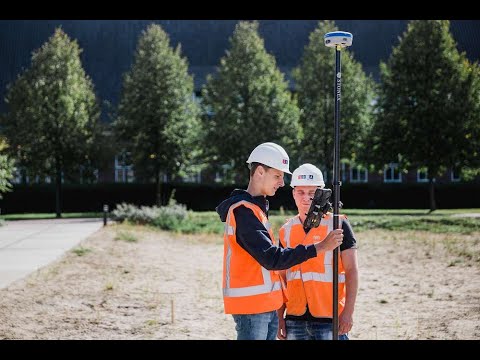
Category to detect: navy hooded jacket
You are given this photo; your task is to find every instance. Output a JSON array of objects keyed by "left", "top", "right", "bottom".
[{"left": 215, "top": 189, "right": 318, "bottom": 270}]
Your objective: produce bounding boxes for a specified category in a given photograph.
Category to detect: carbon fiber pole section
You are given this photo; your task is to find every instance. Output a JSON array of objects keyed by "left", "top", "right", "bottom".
[{"left": 332, "top": 46, "right": 342, "bottom": 340}]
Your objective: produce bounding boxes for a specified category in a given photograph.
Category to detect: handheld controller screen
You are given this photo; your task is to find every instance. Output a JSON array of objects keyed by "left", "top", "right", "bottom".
[{"left": 303, "top": 188, "right": 332, "bottom": 232}]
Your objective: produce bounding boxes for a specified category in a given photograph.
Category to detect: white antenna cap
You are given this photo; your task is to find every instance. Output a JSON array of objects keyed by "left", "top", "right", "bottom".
[{"left": 324, "top": 31, "right": 353, "bottom": 48}]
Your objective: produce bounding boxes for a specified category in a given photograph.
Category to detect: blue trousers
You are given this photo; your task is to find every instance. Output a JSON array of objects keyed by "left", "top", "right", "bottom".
[
  {"left": 286, "top": 319, "right": 349, "bottom": 340},
  {"left": 232, "top": 311, "right": 278, "bottom": 340}
]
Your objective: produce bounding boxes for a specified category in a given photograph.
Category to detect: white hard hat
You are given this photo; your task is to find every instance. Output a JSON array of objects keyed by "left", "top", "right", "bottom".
[
  {"left": 246, "top": 142, "right": 291, "bottom": 174},
  {"left": 290, "top": 163, "right": 325, "bottom": 188}
]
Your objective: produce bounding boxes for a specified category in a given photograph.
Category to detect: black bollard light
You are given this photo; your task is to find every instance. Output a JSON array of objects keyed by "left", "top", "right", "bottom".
[{"left": 103, "top": 204, "right": 109, "bottom": 226}]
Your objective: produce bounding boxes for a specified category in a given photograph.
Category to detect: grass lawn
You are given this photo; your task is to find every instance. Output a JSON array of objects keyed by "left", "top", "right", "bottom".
[
  {"left": 1, "top": 209, "right": 478, "bottom": 234},
  {"left": 179, "top": 209, "right": 480, "bottom": 235}
]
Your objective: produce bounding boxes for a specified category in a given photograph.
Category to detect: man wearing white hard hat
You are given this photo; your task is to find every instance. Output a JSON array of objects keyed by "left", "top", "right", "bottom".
[
  {"left": 216, "top": 144, "right": 344, "bottom": 340},
  {"left": 276, "top": 163, "right": 359, "bottom": 340}
]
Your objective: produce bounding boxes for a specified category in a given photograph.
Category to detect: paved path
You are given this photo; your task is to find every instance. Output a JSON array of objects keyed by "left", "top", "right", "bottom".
[{"left": 0, "top": 218, "right": 104, "bottom": 289}]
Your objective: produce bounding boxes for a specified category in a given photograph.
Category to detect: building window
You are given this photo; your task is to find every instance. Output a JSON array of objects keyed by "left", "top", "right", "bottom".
[
  {"left": 341, "top": 162, "right": 347, "bottom": 182},
  {"left": 12, "top": 167, "right": 54, "bottom": 184},
  {"left": 451, "top": 168, "right": 461, "bottom": 182},
  {"left": 417, "top": 168, "right": 435, "bottom": 183},
  {"left": 79, "top": 166, "right": 97, "bottom": 184},
  {"left": 115, "top": 153, "right": 134, "bottom": 183},
  {"left": 322, "top": 169, "right": 328, "bottom": 184},
  {"left": 384, "top": 163, "right": 402, "bottom": 183},
  {"left": 11, "top": 167, "right": 23, "bottom": 184},
  {"left": 193, "top": 92, "right": 215, "bottom": 117},
  {"left": 350, "top": 165, "right": 368, "bottom": 183},
  {"left": 183, "top": 170, "right": 202, "bottom": 183},
  {"left": 214, "top": 163, "right": 233, "bottom": 184},
  {"left": 34, "top": 175, "right": 52, "bottom": 184},
  {"left": 417, "top": 168, "right": 429, "bottom": 183}
]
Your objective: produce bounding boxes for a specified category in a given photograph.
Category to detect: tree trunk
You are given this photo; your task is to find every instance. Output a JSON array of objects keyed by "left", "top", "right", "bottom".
[
  {"left": 55, "top": 165, "right": 62, "bottom": 218},
  {"left": 156, "top": 169, "right": 162, "bottom": 206},
  {"left": 162, "top": 174, "right": 170, "bottom": 205},
  {"left": 428, "top": 178, "right": 436, "bottom": 213}
]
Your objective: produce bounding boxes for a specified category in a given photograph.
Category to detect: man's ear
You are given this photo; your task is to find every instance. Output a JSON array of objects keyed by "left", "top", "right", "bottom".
[{"left": 257, "top": 165, "right": 265, "bottom": 176}]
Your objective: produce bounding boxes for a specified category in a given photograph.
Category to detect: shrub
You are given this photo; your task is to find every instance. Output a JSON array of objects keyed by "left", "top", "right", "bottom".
[
  {"left": 152, "top": 204, "right": 188, "bottom": 230},
  {"left": 111, "top": 202, "right": 188, "bottom": 230}
]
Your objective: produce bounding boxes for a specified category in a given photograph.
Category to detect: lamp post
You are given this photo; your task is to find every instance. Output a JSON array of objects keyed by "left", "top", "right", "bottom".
[{"left": 103, "top": 204, "right": 109, "bottom": 226}]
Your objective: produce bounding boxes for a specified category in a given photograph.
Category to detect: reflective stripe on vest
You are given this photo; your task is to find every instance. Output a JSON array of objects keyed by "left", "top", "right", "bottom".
[
  {"left": 280, "top": 214, "right": 346, "bottom": 317},
  {"left": 285, "top": 216, "right": 345, "bottom": 284},
  {"left": 222, "top": 200, "right": 283, "bottom": 314}
]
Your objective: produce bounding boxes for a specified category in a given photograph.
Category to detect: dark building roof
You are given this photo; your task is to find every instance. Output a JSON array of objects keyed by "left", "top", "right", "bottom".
[{"left": 1, "top": 20, "right": 479, "bottom": 117}]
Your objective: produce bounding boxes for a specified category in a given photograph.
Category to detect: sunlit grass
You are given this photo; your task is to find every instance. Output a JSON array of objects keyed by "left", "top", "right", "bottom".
[
  {"left": 346, "top": 215, "right": 479, "bottom": 234},
  {"left": 181, "top": 210, "right": 479, "bottom": 235},
  {"left": 114, "top": 231, "right": 138, "bottom": 243},
  {"left": 72, "top": 246, "right": 92, "bottom": 256},
  {"left": 2, "top": 209, "right": 478, "bottom": 235}
]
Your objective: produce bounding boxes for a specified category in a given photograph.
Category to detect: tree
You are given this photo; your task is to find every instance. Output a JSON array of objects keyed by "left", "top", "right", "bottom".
[
  {"left": 293, "top": 20, "right": 376, "bottom": 182},
  {"left": 113, "top": 24, "right": 200, "bottom": 205},
  {"left": 0, "top": 28, "right": 101, "bottom": 217},
  {"left": 368, "top": 20, "right": 480, "bottom": 211},
  {"left": 201, "top": 21, "right": 302, "bottom": 184},
  {"left": 0, "top": 137, "right": 15, "bottom": 199}
]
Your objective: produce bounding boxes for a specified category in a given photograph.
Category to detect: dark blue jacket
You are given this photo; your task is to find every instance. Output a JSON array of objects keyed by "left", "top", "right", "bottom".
[{"left": 216, "top": 189, "right": 317, "bottom": 270}]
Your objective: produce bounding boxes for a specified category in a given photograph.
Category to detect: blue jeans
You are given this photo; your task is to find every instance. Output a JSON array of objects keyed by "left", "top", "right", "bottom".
[
  {"left": 232, "top": 311, "right": 278, "bottom": 340},
  {"left": 286, "top": 320, "right": 349, "bottom": 340}
]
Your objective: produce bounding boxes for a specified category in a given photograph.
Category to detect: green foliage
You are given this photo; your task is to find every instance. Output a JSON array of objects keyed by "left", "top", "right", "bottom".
[
  {"left": 369, "top": 20, "right": 480, "bottom": 180},
  {"left": 113, "top": 24, "right": 200, "bottom": 186},
  {"left": 0, "top": 28, "right": 102, "bottom": 184},
  {"left": 111, "top": 202, "right": 157, "bottom": 223},
  {"left": 293, "top": 20, "right": 376, "bottom": 177},
  {"left": 151, "top": 205, "right": 187, "bottom": 230},
  {"left": 72, "top": 246, "right": 92, "bottom": 256},
  {"left": 0, "top": 137, "right": 15, "bottom": 199},
  {"left": 141, "top": 210, "right": 480, "bottom": 235},
  {"left": 201, "top": 21, "right": 302, "bottom": 184},
  {"left": 111, "top": 202, "right": 188, "bottom": 231},
  {"left": 175, "top": 211, "right": 225, "bottom": 234},
  {"left": 115, "top": 231, "right": 138, "bottom": 243},
  {"left": 347, "top": 215, "right": 479, "bottom": 234}
]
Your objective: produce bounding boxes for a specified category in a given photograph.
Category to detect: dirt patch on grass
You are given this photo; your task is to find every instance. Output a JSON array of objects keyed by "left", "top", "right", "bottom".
[{"left": 0, "top": 224, "right": 478, "bottom": 339}]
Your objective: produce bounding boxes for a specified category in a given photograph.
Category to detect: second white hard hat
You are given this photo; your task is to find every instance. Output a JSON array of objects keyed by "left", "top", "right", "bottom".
[
  {"left": 290, "top": 163, "right": 325, "bottom": 188},
  {"left": 246, "top": 142, "right": 291, "bottom": 174}
]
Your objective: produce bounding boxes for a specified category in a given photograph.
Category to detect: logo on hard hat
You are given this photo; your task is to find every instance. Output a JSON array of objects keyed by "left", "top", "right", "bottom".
[
  {"left": 309, "top": 175, "right": 314, "bottom": 179},
  {"left": 298, "top": 175, "right": 306, "bottom": 179},
  {"left": 282, "top": 159, "right": 288, "bottom": 164}
]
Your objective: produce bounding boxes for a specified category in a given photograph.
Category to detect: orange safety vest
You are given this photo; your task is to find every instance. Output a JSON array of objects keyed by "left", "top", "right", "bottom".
[
  {"left": 279, "top": 213, "right": 346, "bottom": 318},
  {"left": 222, "top": 200, "right": 284, "bottom": 314}
]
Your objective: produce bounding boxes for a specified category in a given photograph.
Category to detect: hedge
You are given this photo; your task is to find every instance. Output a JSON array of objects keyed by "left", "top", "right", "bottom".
[{"left": 0, "top": 182, "right": 478, "bottom": 214}]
